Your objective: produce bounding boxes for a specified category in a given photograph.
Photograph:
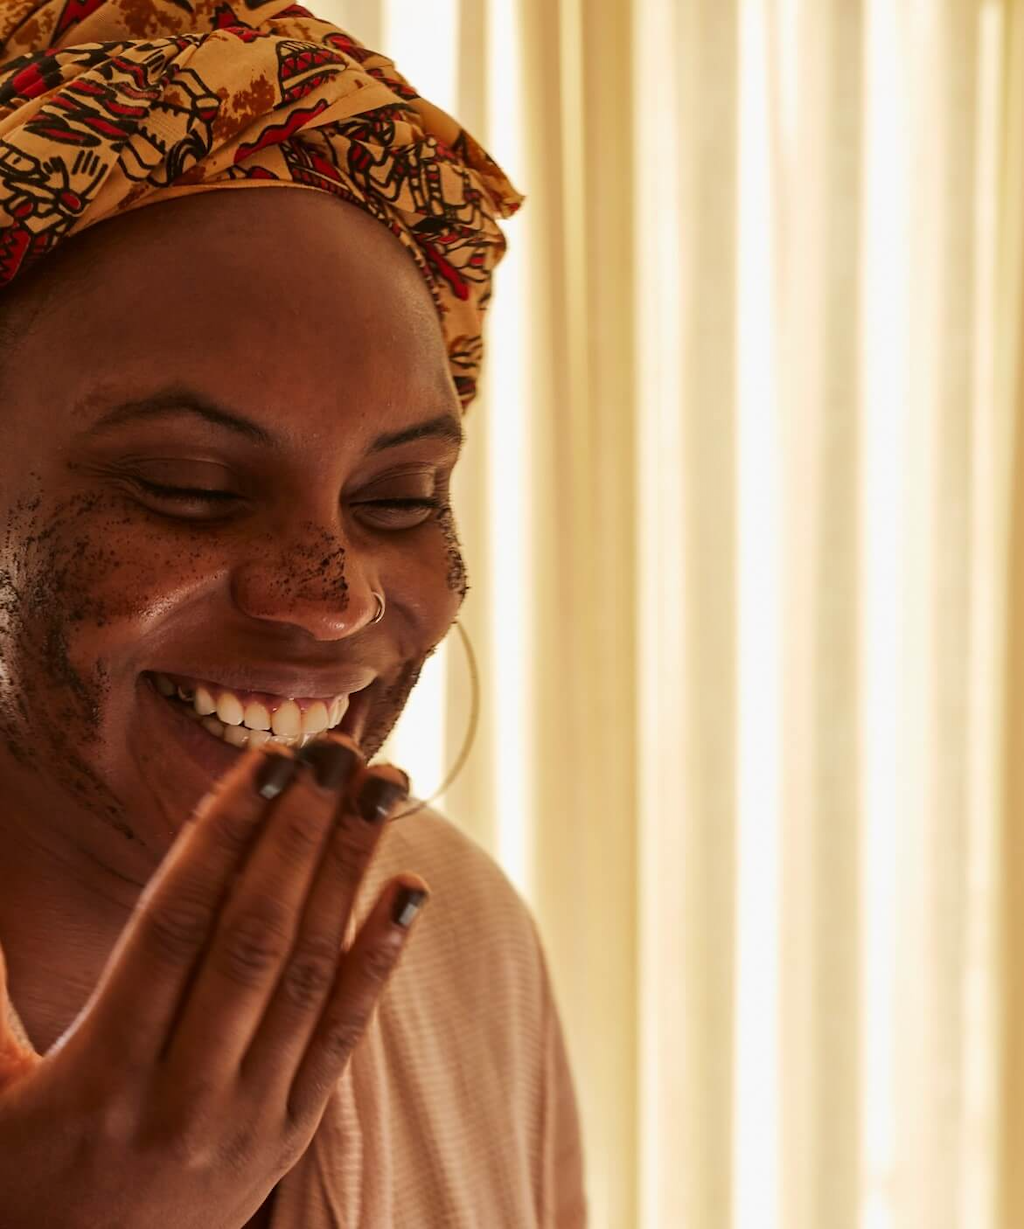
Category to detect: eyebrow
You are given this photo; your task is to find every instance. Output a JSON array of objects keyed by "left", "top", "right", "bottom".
[
  {"left": 367, "top": 414, "right": 464, "bottom": 453},
  {"left": 81, "top": 388, "right": 465, "bottom": 453}
]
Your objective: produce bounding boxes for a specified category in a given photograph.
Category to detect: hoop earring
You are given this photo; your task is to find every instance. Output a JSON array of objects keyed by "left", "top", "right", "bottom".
[
  {"left": 385, "top": 618, "right": 480, "bottom": 822},
  {"left": 369, "top": 592, "right": 385, "bottom": 625}
]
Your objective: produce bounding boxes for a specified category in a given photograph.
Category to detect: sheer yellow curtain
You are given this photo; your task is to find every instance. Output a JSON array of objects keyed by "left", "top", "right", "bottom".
[
  {"left": 320, "top": 3, "right": 1022, "bottom": 1227},
  {"left": 998, "top": 2, "right": 1024, "bottom": 1225}
]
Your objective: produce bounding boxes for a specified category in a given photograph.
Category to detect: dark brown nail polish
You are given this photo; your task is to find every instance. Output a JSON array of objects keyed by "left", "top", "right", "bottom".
[
  {"left": 255, "top": 752, "right": 297, "bottom": 801},
  {"left": 392, "top": 886, "right": 428, "bottom": 928},
  {"left": 357, "top": 776, "right": 408, "bottom": 824},
  {"left": 298, "top": 740, "right": 360, "bottom": 791}
]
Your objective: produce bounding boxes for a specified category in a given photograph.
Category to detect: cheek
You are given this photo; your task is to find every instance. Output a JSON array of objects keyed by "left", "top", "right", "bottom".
[
  {"left": 0, "top": 491, "right": 216, "bottom": 823},
  {"left": 4, "top": 492, "right": 215, "bottom": 652},
  {"left": 398, "top": 504, "right": 467, "bottom": 638},
  {"left": 435, "top": 501, "right": 470, "bottom": 602},
  {"left": 358, "top": 506, "right": 467, "bottom": 761},
  {"left": 359, "top": 656, "right": 425, "bottom": 761},
  {"left": 412, "top": 502, "right": 470, "bottom": 649}
]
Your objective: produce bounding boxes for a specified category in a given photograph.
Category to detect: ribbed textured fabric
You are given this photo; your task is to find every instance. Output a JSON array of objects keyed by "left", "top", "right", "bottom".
[{"left": 4, "top": 805, "right": 587, "bottom": 1228}]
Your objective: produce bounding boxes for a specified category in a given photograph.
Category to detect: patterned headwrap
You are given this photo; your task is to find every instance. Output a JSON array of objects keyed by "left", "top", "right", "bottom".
[{"left": 0, "top": 0, "right": 523, "bottom": 410}]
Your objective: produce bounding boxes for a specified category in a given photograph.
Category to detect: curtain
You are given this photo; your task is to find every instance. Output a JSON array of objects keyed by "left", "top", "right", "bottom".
[
  {"left": 320, "top": 3, "right": 1023, "bottom": 1227},
  {"left": 997, "top": 1, "right": 1024, "bottom": 1225}
]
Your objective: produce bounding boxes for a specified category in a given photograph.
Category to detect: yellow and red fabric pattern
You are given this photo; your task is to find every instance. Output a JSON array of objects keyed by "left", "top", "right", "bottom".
[{"left": 0, "top": 0, "right": 523, "bottom": 409}]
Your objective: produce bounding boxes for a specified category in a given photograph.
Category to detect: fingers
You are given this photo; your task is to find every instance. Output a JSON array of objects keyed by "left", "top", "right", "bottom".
[
  {"left": 286, "top": 873, "right": 429, "bottom": 1128},
  {"left": 74, "top": 746, "right": 285, "bottom": 1073},
  {"left": 161, "top": 736, "right": 373, "bottom": 1082},
  {"left": 241, "top": 762, "right": 411, "bottom": 1092},
  {"left": 66, "top": 730, "right": 424, "bottom": 1138}
]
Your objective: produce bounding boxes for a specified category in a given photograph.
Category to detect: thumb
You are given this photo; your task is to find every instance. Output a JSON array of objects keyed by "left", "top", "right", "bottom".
[{"left": 0, "top": 939, "right": 41, "bottom": 1090}]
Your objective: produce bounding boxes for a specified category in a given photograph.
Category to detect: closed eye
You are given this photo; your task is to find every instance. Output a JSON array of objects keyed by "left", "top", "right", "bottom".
[
  {"left": 355, "top": 496, "right": 443, "bottom": 528},
  {"left": 131, "top": 480, "right": 443, "bottom": 529},
  {"left": 362, "top": 498, "right": 441, "bottom": 509},
  {"left": 134, "top": 479, "right": 238, "bottom": 503}
]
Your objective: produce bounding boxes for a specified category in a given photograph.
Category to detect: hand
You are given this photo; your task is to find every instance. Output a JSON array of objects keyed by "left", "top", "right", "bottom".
[{"left": 0, "top": 735, "right": 427, "bottom": 1229}]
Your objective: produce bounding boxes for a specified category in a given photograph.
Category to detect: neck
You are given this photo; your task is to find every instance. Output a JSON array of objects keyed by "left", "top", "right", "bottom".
[{"left": 0, "top": 804, "right": 138, "bottom": 1053}]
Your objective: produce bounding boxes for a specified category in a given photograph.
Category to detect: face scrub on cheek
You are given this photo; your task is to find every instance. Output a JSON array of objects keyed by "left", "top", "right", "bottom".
[{"left": 0, "top": 488, "right": 133, "bottom": 835}]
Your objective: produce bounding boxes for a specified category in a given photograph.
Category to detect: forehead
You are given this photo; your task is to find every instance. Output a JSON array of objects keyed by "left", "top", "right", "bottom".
[{"left": 6, "top": 188, "right": 458, "bottom": 438}]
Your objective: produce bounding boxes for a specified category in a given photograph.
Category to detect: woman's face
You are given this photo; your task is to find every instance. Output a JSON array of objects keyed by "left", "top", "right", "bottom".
[{"left": 0, "top": 188, "right": 466, "bottom": 886}]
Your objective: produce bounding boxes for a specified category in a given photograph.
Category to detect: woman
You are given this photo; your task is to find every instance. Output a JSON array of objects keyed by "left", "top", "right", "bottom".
[{"left": 0, "top": 3, "right": 586, "bottom": 1226}]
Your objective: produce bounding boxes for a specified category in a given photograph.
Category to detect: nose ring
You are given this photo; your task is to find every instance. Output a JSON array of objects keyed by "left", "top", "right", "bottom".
[{"left": 370, "top": 591, "right": 386, "bottom": 625}]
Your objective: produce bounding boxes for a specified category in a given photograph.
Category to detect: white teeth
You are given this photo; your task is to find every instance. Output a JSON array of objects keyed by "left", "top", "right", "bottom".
[
  {"left": 216, "top": 693, "right": 244, "bottom": 726},
  {"left": 302, "top": 701, "right": 329, "bottom": 735},
  {"left": 271, "top": 699, "right": 302, "bottom": 737},
  {"left": 194, "top": 686, "right": 216, "bottom": 717},
  {"left": 223, "top": 723, "right": 249, "bottom": 748},
  {"left": 156, "top": 677, "right": 356, "bottom": 750},
  {"left": 243, "top": 701, "right": 271, "bottom": 731}
]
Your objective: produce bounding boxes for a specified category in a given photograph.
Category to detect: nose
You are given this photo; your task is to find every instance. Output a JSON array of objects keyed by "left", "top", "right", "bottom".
[{"left": 230, "top": 534, "right": 382, "bottom": 641}]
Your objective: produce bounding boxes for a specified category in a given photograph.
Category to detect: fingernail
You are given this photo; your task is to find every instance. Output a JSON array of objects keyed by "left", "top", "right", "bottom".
[
  {"left": 392, "top": 886, "right": 428, "bottom": 928},
  {"left": 255, "top": 752, "right": 297, "bottom": 801},
  {"left": 298, "top": 740, "right": 360, "bottom": 791},
  {"left": 357, "top": 776, "right": 408, "bottom": 824}
]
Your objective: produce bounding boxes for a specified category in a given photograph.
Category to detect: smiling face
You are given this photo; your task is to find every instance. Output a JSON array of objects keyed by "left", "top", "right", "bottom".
[{"left": 0, "top": 187, "right": 467, "bottom": 885}]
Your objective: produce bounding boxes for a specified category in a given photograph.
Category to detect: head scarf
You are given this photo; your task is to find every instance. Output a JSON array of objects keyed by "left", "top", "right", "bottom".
[{"left": 0, "top": 0, "right": 523, "bottom": 410}]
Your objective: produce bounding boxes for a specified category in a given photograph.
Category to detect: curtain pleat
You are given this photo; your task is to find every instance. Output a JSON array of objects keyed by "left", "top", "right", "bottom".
[
  {"left": 997, "top": 0, "right": 1024, "bottom": 1222},
  {"left": 634, "top": 4, "right": 740, "bottom": 1226},
  {"left": 770, "top": 4, "right": 865, "bottom": 1227}
]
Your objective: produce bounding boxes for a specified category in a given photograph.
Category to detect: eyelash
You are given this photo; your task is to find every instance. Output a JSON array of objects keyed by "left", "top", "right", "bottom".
[
  {"left": 136, "top": 480, "right": 237, "bottom": 503},
  {"left": 133, "top": 480, "right": 443, "bottom": 516}
]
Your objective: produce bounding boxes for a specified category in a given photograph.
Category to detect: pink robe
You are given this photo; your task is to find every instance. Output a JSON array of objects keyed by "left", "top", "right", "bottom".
[{"left": 4, "top": 806, "right": 588, "bottom": 1227}]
